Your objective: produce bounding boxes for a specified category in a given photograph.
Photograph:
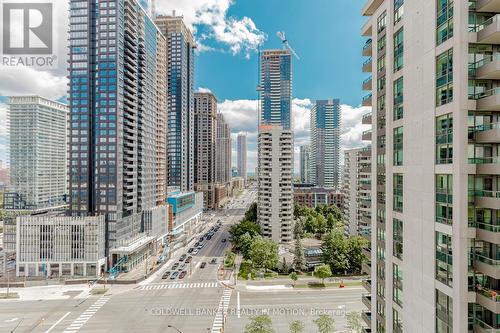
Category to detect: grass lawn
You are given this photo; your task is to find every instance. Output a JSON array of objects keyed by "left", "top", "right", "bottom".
[{"left": 0, "top": 292, "right": 19, "bottom": 299}]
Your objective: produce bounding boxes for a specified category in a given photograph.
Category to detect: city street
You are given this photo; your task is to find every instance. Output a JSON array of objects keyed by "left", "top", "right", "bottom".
[{"left": 0, "top": 189, "right": 363, "bottom": 332}]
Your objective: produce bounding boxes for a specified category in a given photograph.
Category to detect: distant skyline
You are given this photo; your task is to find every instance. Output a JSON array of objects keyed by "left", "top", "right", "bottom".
[{"left": 0, "top": 0, "right": 370, "bottom": 171}]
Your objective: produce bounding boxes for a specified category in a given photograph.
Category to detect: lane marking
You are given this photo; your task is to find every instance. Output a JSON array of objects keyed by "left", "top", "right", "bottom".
[
  {"left": 62, "top": 296, "right": 110, "bottom": 332},
  {"left": 237, "top": 292, "right": 240, "bottom": 318},
  {"left": 44, "top": 311, "right": 71, "bottom": 333}
]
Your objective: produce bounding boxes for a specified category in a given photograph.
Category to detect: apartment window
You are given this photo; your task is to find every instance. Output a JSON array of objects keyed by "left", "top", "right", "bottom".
[
  {"left": 436, "top": 174, "right": 453, "bottom": 225},
  {"left": 378, "top": 95, "right": 386, "bottom": 112},
  {"left": 437, "top": 49, "right": 453, "bottom": 106},
  {"left": 436, "top": 289, "right": 453, "bottom": 333},
  {"left": 393, "top": 308, "right": 403, "bottom": 333},
  {"left": 378, "top": 35, "right": 386, "bottom": 51},
  {"left": 437, "top": 0, "right": 453, "bottom": 45},
  {"left": 394, "top": 77, "right": 404, "bottom": 120},
  {"left": 393, "top": 263, "right": 403, "bottom": 306},
  {"left": 436, "top": 231, "right": 453, "bottom": 287},
  {"left": 378, "top": 76, "right": 386, "bottom": 91},
  {"left": 377, "top": 299, "right": 386, "bottom": 317},
  {"left": 394, "top": 29, "right": 404, "bottom": 72},
  {"left": 377, "top": 12, "right": 387, "bottom": 33},
  {"left": 377, "top": 319, "right": 386, "bottom": 333},
  {"left": 394, "top": 127, "right": 403, "bottom": 166},
  {"left": 436, "top": 114, "right": 453, "bottom": 164},
  {"left": 378, "top": 56, "right": 386, "bottom": 73},
  {"left": 393, "top": 218, "right": 403, "bottom": 260},
  {"left": 394, "top": 0, "right": 404, "bottom": 24},
  {"left": 393, "top": 174, "right": 403, "bottom": 213}
]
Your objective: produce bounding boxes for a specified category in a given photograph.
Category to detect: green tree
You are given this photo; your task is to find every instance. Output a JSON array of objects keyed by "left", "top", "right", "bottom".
[
  {"left": 313, "top": 314, "right": 335, "bottom": 333},
  {"left": 314, "top": 264, "right": 332, "bottom": 284},
  {"left": 230, "top": 220, "right": 261, "bottom": 251},
  {"left": 347, "top": 236, "right": 369, "bottom": 273},
  {"left": 346, "top": 311, "right": 362, "bottom": 333},
  {"left": 289, "top": 320, "right": 304, "bottom": 333},
  {"left": 293, "top": 237, "right": 306, "bottom": 272},
  {"left": 245, "top": 315, "right": 275, "bottom": 333},
  {"left": 281, "top": 257, "right": 289, "bottom": 274},
  {"left": 239, "top": 232, "right": 254, "bottom": 259},
  {"left": 289, "top": 272, "right": 298, "bottom": 286},
  {"left": 321, "top": 229, "right": 350, "bottom": 274},
  {"left": 304, "top": 216, "right": 316, "bottom": 234},
  {"left": 244, "top": 202, "right": 258, "bottom": 222},
  {"left": 293, "top": 218, "right": 304, "bottom": 239},
  {"left": 249, "top": 236, "right": 279, "bottom": 271},
  {"left": 326, "top": 213, "right": 336, "bottom": 230},
  {"left": 316, "top": 215, "right": 327, "bottom": 234}
]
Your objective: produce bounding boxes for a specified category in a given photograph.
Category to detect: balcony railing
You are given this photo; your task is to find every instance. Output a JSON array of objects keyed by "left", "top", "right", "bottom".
[
  {"left": 473, "top": 189, "right": 500, "bottom": 198},
  {"left": 362, "top": 94, "right": 372, "bottom": 103},
  {"left": 469, "top": 87, "right": 500, "bottom": 100},
  {"left": 469, "top": 122, "right": 500, "bottom": 133},
  {"left": 475, "top": 317, "right": 500, "bottom": 332},
  {"left": 475, "top": 221, "right": 500, "bottom": 232},
  {"left": 470, "top": 14, "right": 499, "bottom": 33},
  {"left": 477, "top": 286, "right": 500, "bottom": 302},
  {"left": 470, "top": 54, "right": 500, "bottom": 70},
  {"left": 469, "top": 157, "right": 500, "bottom": 164},
  {"left": 475, "top": 253, "right": 500, "bottom": 266},
  {"left": 363, "top": 39, "right": 372, "bottom": 50}
]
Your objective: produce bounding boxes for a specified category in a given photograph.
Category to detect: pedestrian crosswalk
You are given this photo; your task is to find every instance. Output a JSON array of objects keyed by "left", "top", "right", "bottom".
[
  {"left": 211, "top": 289, "right": 232, "bottom": 333},
  {"left": 140, "top": 282, "right": 220, "bottom": 291},
  {"left": 63, "top": 295, "right": 110, "bottom": 332}
]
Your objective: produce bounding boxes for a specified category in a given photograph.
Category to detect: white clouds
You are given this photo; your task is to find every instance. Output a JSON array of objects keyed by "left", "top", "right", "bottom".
[
  {"left": 219, "top": 98, "right": 370, "bottom": 173},
  {"left": 156, "top": 0, "right": 266, "bottom": 58},
  {"left": 196, "top": 87, "right": 213, "bottom": 94},
  {"left": 0, "top": 66, "right": 68, "bottom": 101}
]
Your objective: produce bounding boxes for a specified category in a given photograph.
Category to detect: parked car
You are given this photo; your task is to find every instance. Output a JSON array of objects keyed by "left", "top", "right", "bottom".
[
  {"left": 179, "top": 254, "right": 187, "bottom": 261},
  {"left": 200, "top": 262, "right": 207, "bottom": 269},
  {"left": 187, "top": 248, "right": 194, "bottom": 253},
  {"left": 171, "top": 263, "right": 179, "bottom": 270},
  {"left": 207, "top": 235, "right": 212, "bottom": 240},
  {"left": 162, "top": 271, "right": 171, "bottom": 279},
  {"left": 178, "top": 263, "right": 186, "bottom": 270},
  {"left": 192, "top": 249, "right": 199, "bottom": 255},
  {"left": 179, "top": 271, "right": 187, "bottom": 279},
  {"left": 170, "top": 271, "right": 179, "bottom": 280},
  {"left": 185, "top": 256, "right": 192, "bottom": 263}
]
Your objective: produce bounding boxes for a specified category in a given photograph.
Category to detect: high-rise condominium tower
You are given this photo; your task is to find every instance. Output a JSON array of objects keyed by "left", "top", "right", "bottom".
[
  {"left": 360, "top": 0, "right": 500, "bottom": 331},
  {"left": 310, "top": 99, "right": 341, "bottom": 188},
  {"left": 237, "top": 133, "right": 247, "bottom": 181},
  {"left": 6, "top": 96, "right": 68, "bottom": 211},
  {"left": 215, "top": 114, "right": 232, "bottom": 184},
  {"left": 194, "top": 92, "right": 217, "bottom": 208},
  {"left": 68, "top": 0, "right": 168, "bottom": 261},
  {"left": 342, "top": 147, "right": 371, "bottom": 239},
  {"left": 155, "top": 14, "right": 196, "bottom": 192},
  {"left": 300, "top": 145, "right": 312, "bottom": 184},
  {"left": 257, "top": 50, "right": 293, "bottom": 243}
]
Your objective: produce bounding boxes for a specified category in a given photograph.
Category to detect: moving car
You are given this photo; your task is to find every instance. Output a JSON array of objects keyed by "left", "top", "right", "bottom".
[
  {"left": 200, "top": 262, "right": 207, "bottom": 269},
  {"left": 222, "top": 238, "right": 226, "bottom": 243},
  {"left": 210, "top": 258, "right": 217, "bottom": 264},
  {"left": 192, "top": 249, "right": 199, "bottom": 255}
]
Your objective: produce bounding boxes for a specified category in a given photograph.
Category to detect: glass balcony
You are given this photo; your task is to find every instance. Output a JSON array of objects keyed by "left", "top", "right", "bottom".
[
  {"left": 363, "top": 39, "right": 372, "bottom": 56},
  {"left": 471, "top": 54, "right": 500, "bottom": 79},
  {"left": 361, "top": 310, "right": 371, "bottom": 326},
  {"left": 475, "top": 253, "right": 500, "bottom": 279},
  {"left": 473, "top": 14, "right": 500, "bottom": 44},
  {"left": 475, "top": 317, "right": 500, "bottom": 333},
  {"left": 476, "top": 0, "right": 500, "bottom": 13},
  {"left": 471, "top": 88, "right": 500, "bottom": 111},
  {"left": 362, "top": 76, "right": 372, "bottom": 90},
  {"left": 362, "top": 57, "right": 372, "bottom": 73},
  {"left": 362, "top": 94, "right": 372, "bottom": 107},
  {"left": 362, "top": 293, "right": 371, "bottom": 308},
  {"left": 362, "top": 129, "right": 372, "bottom": 141}
]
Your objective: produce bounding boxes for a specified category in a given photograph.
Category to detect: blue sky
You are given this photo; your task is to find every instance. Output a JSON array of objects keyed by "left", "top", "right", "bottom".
[
  {"left": 0, "top": 0, "right": 371, "bottom": 171},
  {"left": 196, "top": 0, "right": 367, "bottom": 105}
]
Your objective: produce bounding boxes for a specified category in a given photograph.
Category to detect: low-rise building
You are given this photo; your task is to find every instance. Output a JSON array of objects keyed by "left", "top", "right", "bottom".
[
  {"left": 16, "top": 215, "right": 106, "bottom": 278},
  {"left": 167, "top": 189, "right": 204, "bottom": 247},
  {"left": 293, "top": 184, "right": 344, "bottom": 209}
]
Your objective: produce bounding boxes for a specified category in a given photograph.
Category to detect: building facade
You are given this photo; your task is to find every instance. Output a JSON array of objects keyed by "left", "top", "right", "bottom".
[
  {"left": 68, "top": 0, "right": 168, "bottom": 268},
  {"left": 194, "top": 92, "right": 217, "bottom": 209},
  {"left": 258, "top": 125, "right": 293, "bottom": 243},
  {"left": 155, "top": 13, "right": 196, "bottom": 192},
  {"left": 16, "top": 215, "right": 106, "bottom": 278},
  {"left": 6, "top": 96, "right": 68, "bottom": 211},
  {"left": 342, "top": 147, "right": 371, "bottom": 239},
  {"left": 257, "top": 49, "right": 294, "bottom": 244},
  {"left": 237, "top": 133, "right": 247, "bottom": 181},
  {"left": 215, "top": 113, "right": 232, "bottom": 184},
  {"left": 300, "top": 145, "right": 312, "bottom": 184},
  {"left": 293, "top": 184, "right": 344, "bottom": 209},
  {"left": 359, "top": 0, "right": 500, "bottom": 332},
  {"left": 310, "top": 99, "right": 341, "bottom": 189}
]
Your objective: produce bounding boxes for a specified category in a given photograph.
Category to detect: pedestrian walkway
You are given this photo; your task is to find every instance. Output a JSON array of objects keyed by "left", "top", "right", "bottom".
[
  {"left": 140, "top": 282, "right": 220, "bottom": 291},
  {"left": 63, "top": 295, "right": 110, "bottom": 332},
  {"left": 211, "top": 288, "right": 232, "bottom": 333}
]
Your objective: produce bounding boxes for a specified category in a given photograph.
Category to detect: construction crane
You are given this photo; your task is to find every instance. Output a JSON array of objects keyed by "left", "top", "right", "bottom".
[{"left": 276, "top": 31, "right": 300, "bottom": 60}]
